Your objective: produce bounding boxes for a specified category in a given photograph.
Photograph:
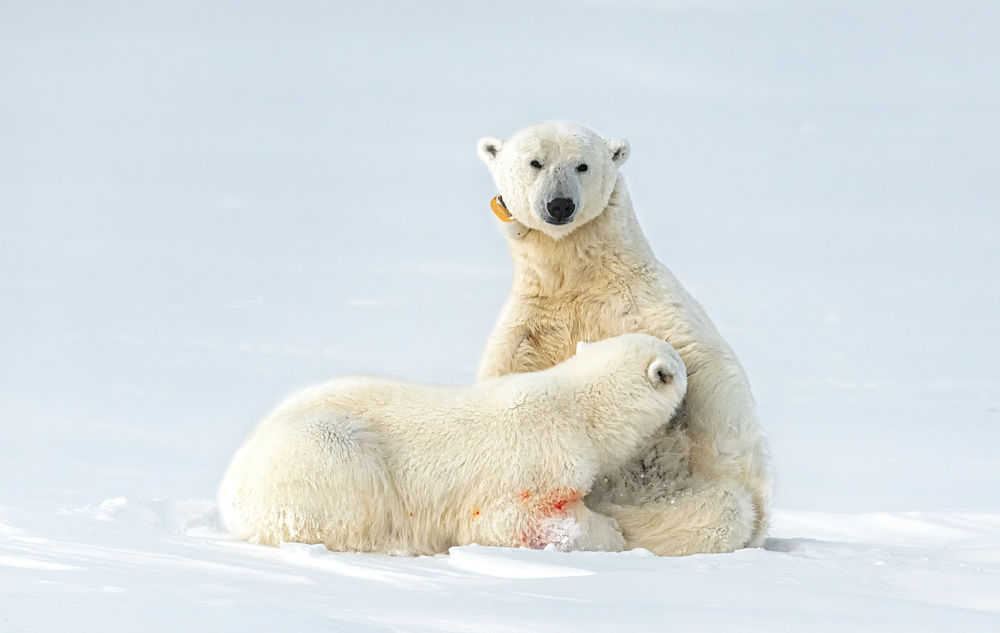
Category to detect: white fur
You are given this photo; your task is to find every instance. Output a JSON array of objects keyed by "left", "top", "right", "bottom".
[
  {"left": 477, "top": 122, "right": 773, "bottom": 556},
  {"left": 218, "top": 334, "right": 686, "bottom": 555}
]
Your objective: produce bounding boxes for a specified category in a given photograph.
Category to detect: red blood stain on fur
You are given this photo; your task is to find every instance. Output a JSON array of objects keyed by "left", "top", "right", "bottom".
[
  {"left": 519, "top": 488, "right": 581, "bottom": 517},
  {"left": 517, "top": 488, "right": 583, "bottom": 549}
]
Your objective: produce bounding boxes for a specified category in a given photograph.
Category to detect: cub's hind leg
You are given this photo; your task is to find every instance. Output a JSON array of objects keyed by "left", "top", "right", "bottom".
[{"left": 220, "top": 410, "right": 406, "bottom": 553}]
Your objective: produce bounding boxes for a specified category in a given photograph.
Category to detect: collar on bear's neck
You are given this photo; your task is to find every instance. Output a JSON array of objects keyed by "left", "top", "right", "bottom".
[{"left": 490, "top": 195, "right": 531, "bottom": 240}]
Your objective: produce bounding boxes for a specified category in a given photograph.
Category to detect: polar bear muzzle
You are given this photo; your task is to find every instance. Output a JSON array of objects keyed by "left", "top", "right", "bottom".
[{"left": 545, "top": 197, "right": 576, "bottom": 225}]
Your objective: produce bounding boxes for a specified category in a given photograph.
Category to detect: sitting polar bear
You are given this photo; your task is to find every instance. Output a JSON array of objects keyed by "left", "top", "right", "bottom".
[
  {"left": 477, "top": 122, "right": 773, "bottom": 556},
  {"left": 218, "top": 334, "right": 686, "bottom": 555}
]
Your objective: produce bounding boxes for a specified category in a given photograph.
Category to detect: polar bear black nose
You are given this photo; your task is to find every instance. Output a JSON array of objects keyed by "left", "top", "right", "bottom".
[{"left": 546, "top": 198, "right": 576, "bottom": 223}]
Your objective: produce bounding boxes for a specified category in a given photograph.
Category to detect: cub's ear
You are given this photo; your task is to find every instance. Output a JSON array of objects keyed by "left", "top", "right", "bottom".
[
  {"left": 575, "top": 340, "right": 590, "bottom": 355},
  {"left": 478, "top": 136, "right": 505, "bottom": 167},
  {"left": 607, "top": 138, "right": 630, "bottom": 167},
  {"left": 647, "top": 360, "right": 674, "bottom": 387}
]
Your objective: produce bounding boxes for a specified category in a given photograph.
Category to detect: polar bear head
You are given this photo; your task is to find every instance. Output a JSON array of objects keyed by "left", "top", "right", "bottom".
[
  {"left": 566, "top": 334, "right": 687, "bottom": 437},
  {"left": 562, "top": 334, "right": 687, "bottom": 464},
  {"left": 572, "top": 335, "right": 686, "bottom": 399},
  {"left": 478, "top": 122, "right": 629, "bottom": 240}
]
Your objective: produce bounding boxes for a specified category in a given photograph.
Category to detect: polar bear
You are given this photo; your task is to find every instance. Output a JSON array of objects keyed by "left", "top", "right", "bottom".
[
  {"left": 218, "top": 334, "right": 687, "bottom": 555},
  {"left": 477, "top": 122, "right": 773, "bottom": 556}
]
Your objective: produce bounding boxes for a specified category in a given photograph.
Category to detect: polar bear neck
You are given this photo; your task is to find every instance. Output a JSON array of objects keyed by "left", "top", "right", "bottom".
[{"left": 508, "top": 177, "right": 657, "bottom": 295}]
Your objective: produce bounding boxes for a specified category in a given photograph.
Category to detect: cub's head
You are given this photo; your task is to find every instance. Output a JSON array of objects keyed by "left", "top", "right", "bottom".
[
  {"left": 572, "top": 334, "right": 687, "bottom": 413},
  {"left": 478, "top": 122, "right": 629, "bottom": 240}
]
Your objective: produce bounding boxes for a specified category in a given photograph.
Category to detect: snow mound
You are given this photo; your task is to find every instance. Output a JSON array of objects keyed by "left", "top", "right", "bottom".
[
  {"left": 447, "top": 544, "right": 594, "bottom": 578},
  {"left": 63, "top": 497, "right": 221, "bottom": 534}
]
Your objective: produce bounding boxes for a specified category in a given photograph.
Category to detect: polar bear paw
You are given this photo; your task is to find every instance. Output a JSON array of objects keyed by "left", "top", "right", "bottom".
[{"left": 518, "top": 488, "right": 626, "bottom": 552}]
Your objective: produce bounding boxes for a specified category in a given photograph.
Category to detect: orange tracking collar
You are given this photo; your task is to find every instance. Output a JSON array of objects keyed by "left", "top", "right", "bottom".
[{"left": 490, "top": 195, "right": 530, "bottom": 240}]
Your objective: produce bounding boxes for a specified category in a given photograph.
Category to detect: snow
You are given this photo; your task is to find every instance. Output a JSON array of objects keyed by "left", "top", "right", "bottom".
[
  {"left": 2, "top": 0, "right": 999, "bottom": 630},
  {"left": 4, "top": 500, "right": 1000, "bottom": 631}
]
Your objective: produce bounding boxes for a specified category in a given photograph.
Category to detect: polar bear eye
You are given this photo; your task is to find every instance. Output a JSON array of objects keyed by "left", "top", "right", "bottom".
[
  {"left": 577, "top": 164, "right": 588, "bottom": 173},
  {"left": 530, "top": 160, "right": 542, "bottom": 169}
]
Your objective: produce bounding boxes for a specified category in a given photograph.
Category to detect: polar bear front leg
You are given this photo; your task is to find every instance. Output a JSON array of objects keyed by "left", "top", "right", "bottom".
[
  {"left": 518, "top": 488, "right": 626, "bottom": 552},
  {"left": 477, "top": 327, "right": 528, "bottom": 380},
  {"left": 478, "top": 304, "right": 572, "bottom": 380}
]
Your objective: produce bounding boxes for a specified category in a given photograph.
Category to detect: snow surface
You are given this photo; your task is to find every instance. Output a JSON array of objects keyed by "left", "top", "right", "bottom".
[{"left": 2, "top": 0, "right": 999, "bottom": 630}]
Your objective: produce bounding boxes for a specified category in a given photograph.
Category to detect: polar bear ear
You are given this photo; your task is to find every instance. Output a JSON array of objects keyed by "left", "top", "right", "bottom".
[
  {"left": 607, "top": 138, "right": 630, "bottom": 167},
  {"left": 647, "top": 360, "right": 675, "bottom": 387},
  {"left": 478, "top": 136, "right": 505, "bottom": 167},
  {"left": 575, "top": 340, "right": 590, "bottom": 355}
]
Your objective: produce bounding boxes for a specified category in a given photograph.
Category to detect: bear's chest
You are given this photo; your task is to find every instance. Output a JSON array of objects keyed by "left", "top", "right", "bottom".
[{"left": 513, "top": 288, "right": 654, "bottom": 372}]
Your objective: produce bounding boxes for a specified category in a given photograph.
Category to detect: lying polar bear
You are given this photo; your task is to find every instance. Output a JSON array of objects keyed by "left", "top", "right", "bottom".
[{"left": 218, "top": 334, "right": 686, "bottom": 555}]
